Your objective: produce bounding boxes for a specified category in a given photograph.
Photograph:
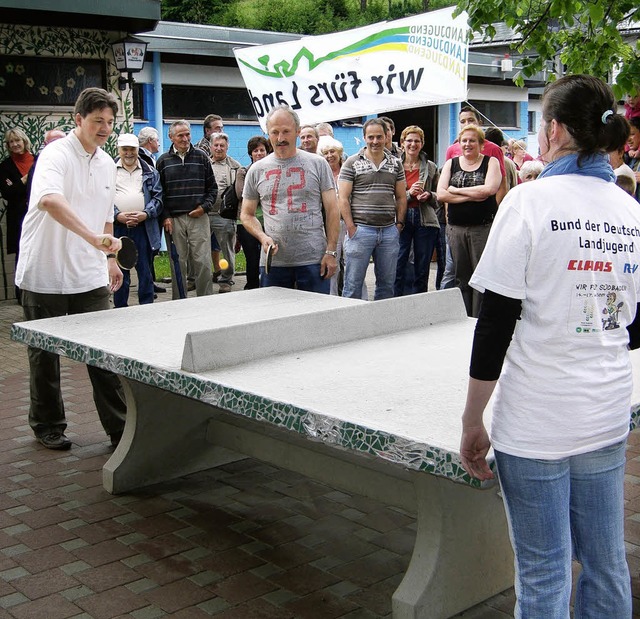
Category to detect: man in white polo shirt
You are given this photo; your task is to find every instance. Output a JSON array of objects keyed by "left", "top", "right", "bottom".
[{"left": 16, "top": 87, "right": 127, "bottom": 451}]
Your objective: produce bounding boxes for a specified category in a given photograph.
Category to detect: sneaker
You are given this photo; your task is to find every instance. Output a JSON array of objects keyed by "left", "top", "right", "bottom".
[
  {"left": 37, "top": 432, "right": 72, "bottom": 450},
  {"left": 153, "top": 284, "right": 166, "bottom": 293},
  {"left": 218, "top": 282, "right": 232, "bottom": 293},
  {"left": 212, "top": 270, "right": 222, "bottom": 283},
  {"left": 187, "top": 281, "right": 196, "bottom": 292}
]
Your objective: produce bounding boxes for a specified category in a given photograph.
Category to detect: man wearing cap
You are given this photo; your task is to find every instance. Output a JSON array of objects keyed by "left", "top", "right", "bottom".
[{"left": 113, "top": 133, "right": 163, "bottom": 307}]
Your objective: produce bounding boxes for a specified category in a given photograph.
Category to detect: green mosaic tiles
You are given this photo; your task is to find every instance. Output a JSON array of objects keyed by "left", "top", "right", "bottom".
[
  {"left": 13, "top": 322, "right": 640, "bottom": 490},
  {"left": 11, "top": 322, "right": 478, "bottom": 485}
]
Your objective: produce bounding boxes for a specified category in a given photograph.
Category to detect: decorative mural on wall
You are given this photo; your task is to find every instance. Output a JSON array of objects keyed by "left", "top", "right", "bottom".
[
  {"left": 0, "top": 24, "right": 133, "bottom": 157},
  {"left": 0, "top": 24, "right": 134, "bottom": 301},
  {"left": 0, "top": 56, "right": 106, "bottom": 107}
]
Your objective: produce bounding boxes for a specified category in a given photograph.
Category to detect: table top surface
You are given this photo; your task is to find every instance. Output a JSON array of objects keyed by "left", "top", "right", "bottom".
[{"left": 12, "top": 288, "right": 640, "bottom": 487}]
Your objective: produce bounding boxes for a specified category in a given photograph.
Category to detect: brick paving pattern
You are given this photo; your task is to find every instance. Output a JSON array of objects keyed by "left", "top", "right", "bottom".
[{"left": 0, "top": 271, "right": 638, "bottom": 618}]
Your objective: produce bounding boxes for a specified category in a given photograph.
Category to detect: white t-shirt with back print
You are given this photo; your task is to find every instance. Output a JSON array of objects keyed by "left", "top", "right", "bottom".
[{"left": 471, "top": 175, "right": 640, "bottom": 459}]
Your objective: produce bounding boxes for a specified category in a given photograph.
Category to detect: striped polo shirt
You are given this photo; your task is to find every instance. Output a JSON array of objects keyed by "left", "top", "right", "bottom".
[{"left": 339, "top": 147, "right": 405, "bottom": 227}]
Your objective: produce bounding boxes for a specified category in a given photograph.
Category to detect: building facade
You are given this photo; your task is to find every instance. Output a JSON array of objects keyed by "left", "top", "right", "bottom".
[{"left": 0, "top": 4, "right": 555, "bottom": 302}]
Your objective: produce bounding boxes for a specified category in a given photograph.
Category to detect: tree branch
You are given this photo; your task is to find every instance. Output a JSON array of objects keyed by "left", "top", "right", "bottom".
[{"left": 518, "top": 1, "right": 553, "bottom": 48}]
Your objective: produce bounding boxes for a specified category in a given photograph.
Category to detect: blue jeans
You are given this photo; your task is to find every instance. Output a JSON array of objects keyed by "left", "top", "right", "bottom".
[
  {"left": 439, "top": 243, "right": 456, "bottom": 290},
  {"left": 435, "top": 222, "right": 447, "bottom": 290},
  {"left": 394, "top": 209, "right": 439, "bottom": 296},
  {"left": 342, "top": 223, "right": 399, "bottom": 300},
  {"left": 260, "top": 263, "right": 329, "bottom": 294},
  {"left": 113, "top": 223, "right": 154, "bottom": 308},
  {"left": 209, "top": 214, "right": 236, "bottom": 284},
  {"left": 495, "top": 441, "right": 631, "bottom": 619}
]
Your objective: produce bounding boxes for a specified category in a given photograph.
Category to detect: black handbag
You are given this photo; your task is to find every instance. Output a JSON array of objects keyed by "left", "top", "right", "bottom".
[{"left": 219, "top": 169, "right": 239, "bottom": 220}]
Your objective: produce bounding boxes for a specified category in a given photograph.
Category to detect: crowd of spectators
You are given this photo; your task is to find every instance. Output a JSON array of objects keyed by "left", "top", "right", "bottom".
[{"left": 5, "top": 90, "right": 640, "bottom": 315}]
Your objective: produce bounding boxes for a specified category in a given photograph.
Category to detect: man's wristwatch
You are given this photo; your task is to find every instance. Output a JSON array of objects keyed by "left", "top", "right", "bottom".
[
  {"left": 325, "top": 250, "right": 338, "bottom": 258},
  {"left": 396, "top": 221, "right": 405, "bottom": 229},
  {"left": 106, "top": 253, "right": 116, "bottom": 259}
]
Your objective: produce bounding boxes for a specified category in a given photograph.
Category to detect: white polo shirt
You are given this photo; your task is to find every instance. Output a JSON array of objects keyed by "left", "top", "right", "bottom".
[
  {"left": 115, "top": 160, "right": 144, "bottom": 213},
  {"left": 16, "top": 130, "right": 116, "bottom": 294}
]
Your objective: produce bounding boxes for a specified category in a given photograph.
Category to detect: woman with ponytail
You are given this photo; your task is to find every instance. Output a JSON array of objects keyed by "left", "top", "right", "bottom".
[{"left": 459, "top": 75, "right": 637, "bottom": 618}]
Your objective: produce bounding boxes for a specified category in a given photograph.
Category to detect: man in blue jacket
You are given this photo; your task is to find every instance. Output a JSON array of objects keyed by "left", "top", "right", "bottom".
[{"left": 113, "top": 133, "right": 163, "bottom": 307}]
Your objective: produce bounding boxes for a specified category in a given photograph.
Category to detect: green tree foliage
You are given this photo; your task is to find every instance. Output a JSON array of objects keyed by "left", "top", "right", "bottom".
[
  {"left": 161, "top": 0, "right": 215, "bottom": 23},
  {"left": 454, "top": 0, "right": 639, "bottom": 96},
  {"left": 162, "top": 0, "right": 454, "bottom": 36}
]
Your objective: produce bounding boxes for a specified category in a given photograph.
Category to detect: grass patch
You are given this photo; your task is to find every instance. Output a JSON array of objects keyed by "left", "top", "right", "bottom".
[{"left": 154, "top": 251, "right": 247, "bottom": 280}]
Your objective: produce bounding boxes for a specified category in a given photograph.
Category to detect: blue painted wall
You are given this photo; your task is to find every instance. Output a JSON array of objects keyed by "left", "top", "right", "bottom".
[{"left": 447, "top": 101, "right": 530, "bottom": 146}]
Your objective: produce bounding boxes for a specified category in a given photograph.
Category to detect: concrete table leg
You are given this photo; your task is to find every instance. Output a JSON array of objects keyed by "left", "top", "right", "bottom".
[
  {"left": 103, "top": 380, "right": 513, "bottom": 619},
  {"left": 392, "top": 474, "right": 513, "bottom": 618},
  {"left": 103, "top": 379, "right": 243, "bottom": 494}
]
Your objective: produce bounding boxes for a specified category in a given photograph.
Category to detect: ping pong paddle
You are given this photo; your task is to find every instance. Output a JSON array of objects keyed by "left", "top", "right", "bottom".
[
  {"left": 103, "top": 236, "right": 138, "bottom": 270},
  {"left": 265, "top": 244, "right": 275, "bottom": 274}
]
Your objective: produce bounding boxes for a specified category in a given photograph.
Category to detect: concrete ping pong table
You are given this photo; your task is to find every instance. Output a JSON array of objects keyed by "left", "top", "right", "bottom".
[{"left": 13, "top": 287, "right": 640, "bottom": 618}]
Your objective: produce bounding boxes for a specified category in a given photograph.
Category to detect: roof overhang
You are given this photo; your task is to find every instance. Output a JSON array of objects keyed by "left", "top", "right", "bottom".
[
  {"left": 0, "top": 0, "right": 160, "bottom": 33},
  {"left": 138, "top": 22, "right": 547, "bottom": 86},
  {"left": 138, "top": 21, "right": 300, "bottom": 59}
]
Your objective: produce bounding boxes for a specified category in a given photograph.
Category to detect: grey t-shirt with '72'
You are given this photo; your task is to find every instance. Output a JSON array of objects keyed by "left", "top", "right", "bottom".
[{"left": 243, "top": 149, "right": 334, "bottom": 267}]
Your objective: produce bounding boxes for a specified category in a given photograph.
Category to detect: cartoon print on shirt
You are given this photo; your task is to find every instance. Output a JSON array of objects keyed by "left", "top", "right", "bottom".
[
  {"left": 602, "top": 292, "right": 623, "bottom": 330},
  {"left": 571, "top": 282, "right": 628, "bottom": 334}
]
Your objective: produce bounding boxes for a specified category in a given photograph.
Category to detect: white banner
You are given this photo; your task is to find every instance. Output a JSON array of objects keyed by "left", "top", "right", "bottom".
[{"left": 234, "top": 7, "right": 469, "bottom": 130}]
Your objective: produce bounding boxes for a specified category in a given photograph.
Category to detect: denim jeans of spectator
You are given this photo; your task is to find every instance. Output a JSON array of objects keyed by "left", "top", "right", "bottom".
[
  {"left": 495, "top": 441, "right": 631, "bottom": 619},
  {"left": 394, "top": 208, "right": 439, "bottom": 296},
  {"left": 209, "top": 214, "right": 236, "bottom": 284},
  {"left": 342, "top": 223, "right": 399, "bottom": 300},
  {"left": 260, "top": 263, "right": 330, "bottom": 294},
  {"left": 435, "top": 222, "right": 447, "bottom": 290},
  {"left": 439, "top": 243, "right": 457, "bottom": 291},
  {"left": 113, "top": 223, "right": 154, "bottom": 308}
]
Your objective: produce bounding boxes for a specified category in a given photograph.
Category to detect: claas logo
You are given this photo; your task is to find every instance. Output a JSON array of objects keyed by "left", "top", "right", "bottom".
[{"left": 567, "top": 260, "right": 612, "bottom": 272}]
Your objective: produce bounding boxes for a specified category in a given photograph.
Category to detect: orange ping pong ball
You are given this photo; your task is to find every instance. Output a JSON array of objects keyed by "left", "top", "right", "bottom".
[{"left": 219, "top": 259, "right": 229, "bottom": 270}]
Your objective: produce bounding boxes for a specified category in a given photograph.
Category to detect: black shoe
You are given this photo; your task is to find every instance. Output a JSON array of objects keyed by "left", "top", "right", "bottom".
[
  {"left": 37, "top": 432, "right": 72, "bottom": 450},
  {"left": 153, "top": 284, "right": 166, "bottom": 293},
  {"left": 212, "top": 270, "right": 222, "bottom": 283}
]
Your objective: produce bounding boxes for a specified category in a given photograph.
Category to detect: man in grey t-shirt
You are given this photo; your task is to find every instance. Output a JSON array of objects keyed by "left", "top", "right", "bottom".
[{"left": 241, "top": 105, "right": 339, "bottom": 294}]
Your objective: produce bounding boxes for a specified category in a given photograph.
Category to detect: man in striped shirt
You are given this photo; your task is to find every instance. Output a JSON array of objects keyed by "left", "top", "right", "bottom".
[{"left": 338, "top": 118, "right": 407, "bottom": 300}]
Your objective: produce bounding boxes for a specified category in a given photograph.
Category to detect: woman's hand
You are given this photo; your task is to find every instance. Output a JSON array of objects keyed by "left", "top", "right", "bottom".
[
  {"left": 409, "top": 181, "right": 424, "bottom": 197},
  {"left": 460, "top": 423, "right": 494, "bottom": 481}
]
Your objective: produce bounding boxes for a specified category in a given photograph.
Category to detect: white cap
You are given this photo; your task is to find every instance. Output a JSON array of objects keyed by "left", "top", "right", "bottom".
[{"left": 117, "top": 133, "right": 139, "bottom": 148}]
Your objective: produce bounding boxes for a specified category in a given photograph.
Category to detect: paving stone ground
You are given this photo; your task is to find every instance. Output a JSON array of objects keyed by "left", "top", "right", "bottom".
[{"left": 0, "top": 269, "right": 639, "bottom": 618}]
